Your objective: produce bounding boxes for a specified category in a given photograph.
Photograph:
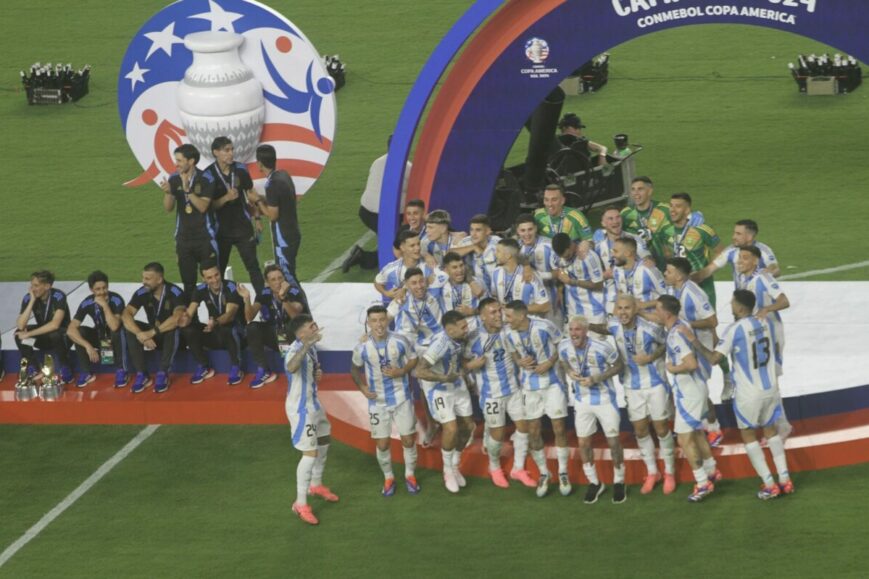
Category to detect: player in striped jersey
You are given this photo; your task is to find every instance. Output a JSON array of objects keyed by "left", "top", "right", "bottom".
[
  {"left": 551, "top": 233, "right": 606, "bottom": 325},
  {"left": 558, "top": 315, "right": 626, "bottom": 504},
  {"left": 463, "top": 298, "right": 534, "bottom": 488},
  {"left": 374, "top": 230, "right": 434, "bottom": 304},
  {"left": 430, "top": 252, "right": 486, "bottom": 316},
  {"left": 492, "top": 239, "right": 551, "bottom": 316},
  {"left": 692, "top": 219, "right": 780, "bottom": 287},
  {"left": 421, "top": 210, "right": 465, "bottom": 268},
  {"left": 415, "top": 311, "right": 475, "bottom": 493},
  {"left": 351, "top": 305, "right": 420, "bottom": 496},
  {"left": 504, "top": 300, "right": 570, "bottom": 498},
  {"left": 515, "top": 214, "right": 557, "bottom": 283},
  {"left": 451, "top": 214, "right": 501, "bottom": 294},
  {"left": 612, "top": 237, "right": 666, "bottom": 311},
  {"left": 388, "top": 268, "right": 446, "bottom": 346},
  {"left": 593, "top": 294, "right": 677, "bottom": 495},
  {"left": 663, "top": 258, "right": 726, "bottom": 447},
  {"left": 657, "top": 296, "right": 720, "bottom": 502},
  {"left": 683, "top": 290, "right": 794, "bottom": 499},
  {"left": 284, "top": 315, "right": 338, "bottom": 525},
  {"left": 595, "top": 207, "right": 651, "bottom": 314}
]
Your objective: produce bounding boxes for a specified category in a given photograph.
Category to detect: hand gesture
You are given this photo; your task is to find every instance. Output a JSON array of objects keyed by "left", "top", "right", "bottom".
[
  {"left": 554, "top": 268, "right": 571, "bottom": 284},
  {"left": 246, "top": 190, "right": 260, "bottom": 205},
  {"left": 566, "top": 368, "right": 583, "bottom": 382},
  {"left": 518, "top": 356, "right": 536, "bottom": 369},
  {"left": 278, "top": 280, "right": 290, "bottom": 299},
  {"left": 94, "top": 294, "right": 109, "bottom": 309},
  {"left": 633, "top": 352, "right": 652, "bottom": 365},
  {"left": 303, "top": 328, "right": 324, "bottom": 347},
  {"left": 15, "top": 329, "right": 30, "bottom": 340},
  {"left": 159, "top": 179, "right": 170, "bottom": 193},
  {"left": 381, "top": 365, "right": 403, "bottom": 378},
  {"left": 236, "top": 284, "right": 250, "bottom": 301},
  {"left": 143, "top": 339, "right": 157, "bottom": 351},
  {"left": 204, "top": 318, "right": 216, "bottom": 333},
  {"left": 225, "top": 187, "right": 239, "bottom": 202},
  {"left": 86, "top": 345, "right": 100, "bottom": 364},
  {"left": 579, "top": 375, "right": 595, "bottom": 387}
]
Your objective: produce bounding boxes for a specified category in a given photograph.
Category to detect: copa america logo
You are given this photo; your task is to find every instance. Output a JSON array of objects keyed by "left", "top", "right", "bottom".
[
  {"left": 117, "top": 0, "right": 336, "bottom": 195},
  {"left": 524, "top": 38, "right": 550, "bottom": 64}
]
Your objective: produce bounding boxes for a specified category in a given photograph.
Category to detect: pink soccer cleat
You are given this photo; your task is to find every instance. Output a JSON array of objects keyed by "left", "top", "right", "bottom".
[
  {"left": 292, "top": 503, "right": 319, "bottom": 525},
  {"left": 509, "top": 469, "right": 537, "bottom": 488},
  {"left": 641, "top": 473, "right": 661, "bottom": 495},
  {"left": 489, "top": 469, "right": 509, "bottom": 489},
  {"left": 779, "top": 479, "right": 795, "bottom": 495},
  {"left": 309, "top": 485, "right": 339, "bottom": 502},
  {"left": 663, "top": 473, "right": 677, "bottom": 495}
]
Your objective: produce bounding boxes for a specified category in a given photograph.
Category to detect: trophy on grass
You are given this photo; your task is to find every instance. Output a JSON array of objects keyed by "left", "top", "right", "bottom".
[
  {"left": 14, "top": 358, "right": 38, "bottom": 401},
  {"left": 38, "top": 354, "right": 63, "bottom": 401}
]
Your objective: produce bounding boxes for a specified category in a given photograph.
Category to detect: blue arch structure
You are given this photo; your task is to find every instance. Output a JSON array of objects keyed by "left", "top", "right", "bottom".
[{"left": 379, "top": 0, "right": 868, "bottom": 265}]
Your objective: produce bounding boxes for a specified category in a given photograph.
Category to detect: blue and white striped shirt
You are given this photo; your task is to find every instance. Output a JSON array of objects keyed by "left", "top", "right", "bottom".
[
  {"left": 352, "top": 332, "right": 416, "bottom": 408},
  {"left": 715, "top": 316, "right": 779, "bottom": 399},
  {"left": 608, "top": 317, "right": 667, "bottom": 390},
  {"left": 284, "top": 341, "right": 320, "bottom": 414},
  {"left": 672, "top": 280, "right": 715, "bottom": 381},
  {"left": 557, "top": 336, "right": 619, "bottom": 406},
  {"left": 506, "top": 317, "right": 562, "bottom": 391},
  {"left": 465, "top": 326, "right": 519, "bottom": 403}
]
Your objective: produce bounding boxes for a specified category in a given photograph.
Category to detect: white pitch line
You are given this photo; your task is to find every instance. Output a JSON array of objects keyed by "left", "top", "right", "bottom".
[
  {"left": 310, "top": 230, "right": 376, "bottom": 283},
  {"left": 779, "top": 260, "right": 869, "bottom": 280},
  {"left": 0, "top": 424, "right": 160, "bottom": 569}
]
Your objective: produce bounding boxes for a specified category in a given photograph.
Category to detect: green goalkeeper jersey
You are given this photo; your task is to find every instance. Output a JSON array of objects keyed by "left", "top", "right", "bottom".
[{"left": 620, "top": 201, "right": 671, "bottom": 270}]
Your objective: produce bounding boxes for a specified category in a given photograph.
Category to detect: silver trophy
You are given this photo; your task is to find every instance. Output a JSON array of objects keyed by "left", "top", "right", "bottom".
[
  {"left": 14, "top": 358, "right": 38, "bottom": 401},
  {"left": 38, "top": 354, "right": 63, "bottom": 401}
]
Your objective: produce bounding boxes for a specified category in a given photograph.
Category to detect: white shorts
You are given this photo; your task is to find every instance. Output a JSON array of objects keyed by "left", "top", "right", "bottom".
[
  {"left": 625, "top": 387, "right": 672, "bottom": 423},
  {"left": 426, "top": 386, "right": 473, "bottom": 424},
  {"left": 523, "top": 386, "right": 568, "bottom": 421},
  {"left": 733, "top": 394, "right": 782, "bottom": 430},
  {"left": 286, "top": 404, "right": 331, "bottom": 452},
  {"left": 369, "top": 399, "right": 417, "bottom": 439},
  {"left": 673, "top": 394, "right": 708, "bottom": 434},
  {"left": 481, "top": 391, "right": 525, "bottom": 428},
  {"left": 574, "top": 401, "right": 621, "bottom": 438}
]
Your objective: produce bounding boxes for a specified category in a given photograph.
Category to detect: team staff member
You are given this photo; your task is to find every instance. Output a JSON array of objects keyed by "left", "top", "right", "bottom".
[
  {"left": 66, "top": 270, "right": 128, "bottom": 388},
  {"left": 250, "top": 144, "right": 301, "bottom": 283},
  {"left": 206, "top": 137, "right": 264, "bottom": 296},
  {"left": 161, "top": 144, "right": 218, "bottom": 301},
  {"left": 15, "top": 270, "right": 73, "bottom": 384},
  {"left": 122, "top": 262, "right": 187, "bottom": 394}
]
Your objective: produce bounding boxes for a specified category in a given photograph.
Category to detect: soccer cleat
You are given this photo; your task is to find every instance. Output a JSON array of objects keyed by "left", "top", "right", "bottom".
[
  {"left": 190, "top": 365, "right": 215, "bottom": 384},
  {"left": 154, "top": 371, "right": 170, "bottom": 393},
  {"left": 687, "top": 481, "right": 715, "bottom": 502},
  {"left": 250, "top": 367, "right": 277, "bottom": 389},
  {"left": 443, "top": 470, "right": 460, "bottom": 494},
  {"left": 707, "top": 430, "right": 724, "bottom": 448},
  {"left": 779, "top": 479, "right": 795, "bottom": 495},
  {"left": 405, "top": 476, "right": 421, "bottom": 495},
  {"left": 227, "top": 365, "right": 244, "bottom": 386},
  {"left": 757, "top": 484, "right": 781, "bottom": 501},
  {"left": 584, "top": 483, "right": 606, "bottom": 504},
  {"left": 509, "top": 469, "right": 537, "bottom": 488},
  {"left": 76, "top": 373, "right": 96, "bottom": 388},
  {"left": 535, "top": 473, "right": 550, "bottom": 498},
  {"left": 382, "top": 478, "right": 397, "bottom": 497},
  {"left": 558, "top": 472, "right": 572, "bottom": 496},
  {"left": 292, "top": 502, "right": 319, "bottom": 525},
  {"left": 663, "top": 474, "right": 677, "bottom": 495},
  {"left": 59, "top": 367, "right": 74, "bottom": 385},
  {"left": 641, "top": 473, "right": 661, "bottom": 495},
  {"left": 131, "top": 372, "right": 151, "bottom": 394},
  {"left": 309, "top": 485, "right": 339, "bottom": 502},
  {"left": 708, "top": 469, "right": 723, "bottom": 484},
  {"left": 489, "top": 469, "right": 509, "bottom": 489},
  {"left": 612, "top": 483, "right": 627, "bottom": 504},
  {"left": 114, "top": 369, "right": 129, "bottom": 388},
  {"left": 454, "top": 469, "right": 467, "bottom": 488}
]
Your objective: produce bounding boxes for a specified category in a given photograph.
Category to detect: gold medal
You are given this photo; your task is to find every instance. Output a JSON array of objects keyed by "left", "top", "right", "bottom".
[{"left": 185, "top": 204, "right": 193, "bottom": 214}]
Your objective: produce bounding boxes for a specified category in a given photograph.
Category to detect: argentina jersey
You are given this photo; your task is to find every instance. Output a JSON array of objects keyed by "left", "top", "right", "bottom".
[
  {"left": 557, "top": 336, "right": 619, "bottom": 405},
  {"left": 430, "top": 272, "right": 481, "bottom": 312},
  {"left": 352, "top": 333, "right": 416, "bottom": 408},
  {"left": 665, "top": 320, "right": 707, "bottom": 395},
  {"left": 673, "top": 280, "right": 715, "bottom": 380},
  {"left": 614, "top": 262, "right": 666, "bottom": 304},
  {"left": 506, "top": 317, "right": 561, "bottom": 391},
  {"left": 465, "top": 327, "right": 519, "bottom": 403},
  {"left": 390, "top": 291, "right": 445, "bottom": 346},
  {"left": 458, "top": 235, "right": 500, "bottom": 293},
  {"left": 715, "top": 317, "right": 779, "bottom": 398},
  {"left": 714, "top": 242, "right": 778, "bottom": 286},
  {"left": 284, "top": 341, "right": 320, "bottom": 415},
  {"left": 520, "top": 237, "right": 556, "bottom": 282},
  {"left": 555, "top": 250, "right": 606, "bottom": 320},
  {"left": 421, "top": 330, "right": 464, "bottom": 390},
  {"left": 492, "top": 265, "right": 549, "bottom": 308},
  {"left": 375, "top": 258, "right": 434, "bottom": 302},
  {"left": 608, "top": 317, "right": 667, "bottom": 390}
]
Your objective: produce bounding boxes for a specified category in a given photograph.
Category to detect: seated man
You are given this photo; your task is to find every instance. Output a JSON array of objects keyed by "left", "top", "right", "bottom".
[
  {"left": 556, "top": 113, "right": 608, "bottom": 166},
  {"left": 238, "top": 264, "right": 307, "bottom": 389},
  {"left": 66, "top": 270, "right": 128, "bottom": 388},
  {"left": 15, "top": 270, "right": 73, "bottom": 383},
  {"left": 122, "top": 262, "right": 187, "bottom": 394},
  {"left": 179, "top": 261, "right": 245, "bottom": 386}
]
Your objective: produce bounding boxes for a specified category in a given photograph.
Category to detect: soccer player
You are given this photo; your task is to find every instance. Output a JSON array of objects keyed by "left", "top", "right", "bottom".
[
  {"left": 558, "top": 315, "right": 626, "bottom": 504},
  {"left": 451, "top": 214, "right": 501, "bottom": 294},
  {"left": 612, "top": 237, "right": 666, "bottom": 311},
  {"left": 594, "top": 294, "right": 676, "bottom": 494},
  {"left": 206, "top": 136, "right": 264, "bottom": 296},
  {"left": 66, "top": 270, "right": 128, "bottom": 388},
  {"left": 375, "top": 230, "right": 433, "bottom": 303},
  {"left": 351, "top": 305, "right": 420, "bottom": 496},
  {"left": 249, "top": 144, "right": 301, "bottom": 283},
  {"left": 463, "top": 298, "right": 534, "bottom": 488},
  {"left": 122, "top": 262, "right": 187, "bottom": 393},
  {"left": 392, "top": 199, "right": 427, "bottom": 259},
  {"left": 533, "top": 184, "right": 593, "bottom": 243},
  {"left": 285, "top": 315, "right": 339, "bottom": 525},
  {"left": 178, "top": 262, "right": 245, "bottom": 386},
  {"left": 660, "top": 193, "right": 721, "bottom": 305},
  {"left": 693, "top": 219, "right": 780, "bottom": 286},
  {"left": 160, "top": 143, "right": 217, "bottom": 301},
  {"left": 14, "top": 270, "right": 73, "bottom": 383},
  {"left": 595, "top": 207, "right": 651, "bottom": 312},
  {"left": 238, "top": 264, "right": 308, "bottom": 388},
  {"left": 737, "top": 246, "right": 790, "bottom": 374},
  {"left": 432, "top": 252, "right": 486, "bottom": 316},
  {"left": 421, "top": 210, "right": 465, "bottom": 267},
  {"left": 515, "top": 213, "right": 557, "bottom": 284},
  {"left": 662, "top": 257, "right": 726, "bottom": 447},
  {"left": 551, "top": 233, "right": 606, "bottom": 325},
  {"left": 504, "top": 300, "right": 570, "bottom": 498},
  {"left": 414, "top": 310, "right": 475, "bottom": 493},
  {"left": 620, "top": 176, "right": 671, "bottom": 270},
  {"left": 390, "top": 268, "right": 447, "bottom": 346},
  {"left": 491, "top": 239, "right": 550, "bottom": 316},
  {"left": 682, "top": 290, "right": 794, "bottom": 500},
  {"left": 656, "top": 295, "right": 720, "bottom": 502}
]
